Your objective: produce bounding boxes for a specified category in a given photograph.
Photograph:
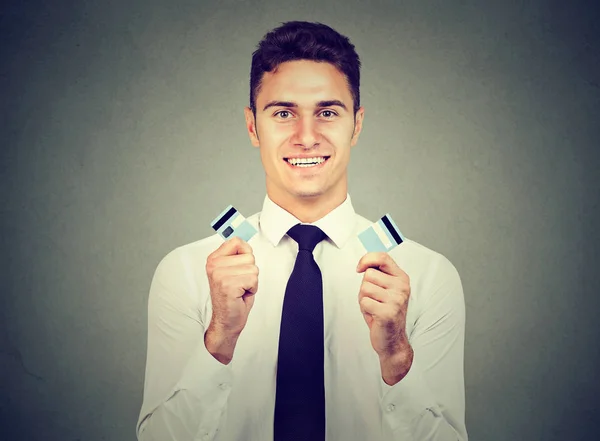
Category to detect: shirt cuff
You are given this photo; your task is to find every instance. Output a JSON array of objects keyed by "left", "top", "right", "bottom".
[{"left": 380, "top": 356, "right": 437, "bottom": 433}]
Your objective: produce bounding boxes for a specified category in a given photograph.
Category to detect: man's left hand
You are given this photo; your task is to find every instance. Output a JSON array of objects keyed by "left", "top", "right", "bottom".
[{"left": 356, "top": 252, "right": 414, "bottom": 384}]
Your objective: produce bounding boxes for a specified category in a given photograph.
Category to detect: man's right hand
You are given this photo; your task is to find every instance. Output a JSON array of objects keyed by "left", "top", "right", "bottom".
[{"left": 204, "top": 236, "right": 259, "bottom": 364}]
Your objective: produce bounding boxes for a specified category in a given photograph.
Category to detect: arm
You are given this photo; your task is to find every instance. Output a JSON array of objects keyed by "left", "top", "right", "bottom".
[
  {"left": 380, "top": 255, "right": 467, "bottom": 440},
  {"left": 136, "top": 249, "right": 233, "bottom": 441}
]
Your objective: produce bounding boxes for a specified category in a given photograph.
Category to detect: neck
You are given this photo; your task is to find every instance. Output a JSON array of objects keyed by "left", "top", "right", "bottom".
[{"left": 267, "top": 189, "right": 347, "bottom": 223}]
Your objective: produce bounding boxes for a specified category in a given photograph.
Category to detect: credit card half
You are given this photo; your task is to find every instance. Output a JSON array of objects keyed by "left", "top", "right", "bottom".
[
  {"left": 358, "top": 213, "right": 405, "bottom": 253},
  {"left": 210, "top": 205, "right": 257, "bottom": 242}
]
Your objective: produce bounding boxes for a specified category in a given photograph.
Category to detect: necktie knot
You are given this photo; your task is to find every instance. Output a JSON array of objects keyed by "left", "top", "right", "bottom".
[{"left": 287, "top": 224, "right": 326, "bottom": 252}]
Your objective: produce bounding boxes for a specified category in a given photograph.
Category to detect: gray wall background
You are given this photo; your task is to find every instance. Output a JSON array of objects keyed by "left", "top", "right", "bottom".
[{"left": 2, "top": 0, "right": 599, "bottom": 440}]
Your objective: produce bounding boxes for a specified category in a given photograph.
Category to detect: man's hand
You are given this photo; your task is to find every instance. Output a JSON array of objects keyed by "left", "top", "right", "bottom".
[
  {"left": 204, "top": 236, "right": 259, "bottom": 364},
  {"left": 356, "top": 252, "right": 414, "bottom": 385}
]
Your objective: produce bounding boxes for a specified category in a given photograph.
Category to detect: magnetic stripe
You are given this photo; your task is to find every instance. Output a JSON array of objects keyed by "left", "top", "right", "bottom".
[
  {"left": 382, "top": 214, "right": 402, "bottom": 245},
  {"left": 212, "top": 206, "right": 237, "bottom": 231}
]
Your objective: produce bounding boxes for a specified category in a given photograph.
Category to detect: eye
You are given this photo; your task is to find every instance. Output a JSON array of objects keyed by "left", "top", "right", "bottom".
[
  {"left": 320, "top": 110, "right": 338, "bottom": 118},
  {"left": 274, "top": 110, "right": 292, "bottom": 119}
]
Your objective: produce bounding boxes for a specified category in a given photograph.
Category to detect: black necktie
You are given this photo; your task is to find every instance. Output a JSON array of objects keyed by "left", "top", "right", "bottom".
[{"left": 274, "top": 224, "right": 327, "bottom": 441}]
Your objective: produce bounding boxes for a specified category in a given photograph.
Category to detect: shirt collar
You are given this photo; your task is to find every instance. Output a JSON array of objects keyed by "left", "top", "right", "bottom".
[{"left": 258, "top": 194, "right": 357, "bottom": 249}]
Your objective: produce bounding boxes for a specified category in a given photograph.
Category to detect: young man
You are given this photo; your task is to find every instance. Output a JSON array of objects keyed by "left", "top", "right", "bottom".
[{"left": 137, "top": 21, "right": 467, "bottom": 441}]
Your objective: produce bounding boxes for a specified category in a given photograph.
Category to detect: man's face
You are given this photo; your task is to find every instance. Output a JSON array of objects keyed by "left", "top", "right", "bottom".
[{"left": 244, "top": 60, "right": 364, "bottom": 209}]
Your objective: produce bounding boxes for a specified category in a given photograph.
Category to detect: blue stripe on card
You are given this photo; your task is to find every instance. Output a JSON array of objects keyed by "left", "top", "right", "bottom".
[{"left": 358, "top": 227, "right": 388, "bottom": 253}]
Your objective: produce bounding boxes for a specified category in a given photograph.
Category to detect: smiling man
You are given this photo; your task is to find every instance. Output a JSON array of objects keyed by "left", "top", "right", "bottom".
[
  {"left": 137, "top": 21, "right": 467, "bottom": 441},
  {"left": 248, "top": 59, "right": 360, "bottom": 223}
]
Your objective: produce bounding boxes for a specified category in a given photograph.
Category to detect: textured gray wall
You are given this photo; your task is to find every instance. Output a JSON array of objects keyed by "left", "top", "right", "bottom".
[{"left": 2, "top": 0, "right": 599, "bottom": 440}]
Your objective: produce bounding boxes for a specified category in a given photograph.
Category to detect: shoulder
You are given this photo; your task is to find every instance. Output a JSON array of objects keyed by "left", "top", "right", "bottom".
[
  {"left": 146, "top": 234, "right": 221, "bottom": 297},
  {"left": 401, "top": 238, "right": 460, "bottom": 279},
  {"left": 398, "top": 238, "right": 464, "bottom": 321},
  {"left": 398, "top": 238, "right": 463, "bottom": 303}
]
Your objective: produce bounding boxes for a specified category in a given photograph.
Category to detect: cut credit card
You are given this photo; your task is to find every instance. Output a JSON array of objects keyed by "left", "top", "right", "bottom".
[
  {"left": 210, "top": 205, "right": 257, "bottom": 242},
  {"left": 358, "top": 213, "right": 406, "bottom": 253}
]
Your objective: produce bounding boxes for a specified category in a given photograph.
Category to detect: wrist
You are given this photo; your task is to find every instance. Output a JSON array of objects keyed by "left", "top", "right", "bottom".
[
  {"left": 379, "top": 344, "right": 414, "bottom": 386},
  {"left": 204, "top": 325, "right": 239, "bottom": 365}
]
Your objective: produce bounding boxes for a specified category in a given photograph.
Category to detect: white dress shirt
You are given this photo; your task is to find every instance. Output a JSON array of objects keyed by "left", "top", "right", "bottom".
[{"left": 137, "top": 194, "right": 467, "bottom": 441}]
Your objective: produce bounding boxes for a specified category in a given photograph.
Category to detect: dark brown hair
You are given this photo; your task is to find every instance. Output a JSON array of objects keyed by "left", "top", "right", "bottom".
[{"left": 249, "top": 21, "right": 361, "bottom": 117}]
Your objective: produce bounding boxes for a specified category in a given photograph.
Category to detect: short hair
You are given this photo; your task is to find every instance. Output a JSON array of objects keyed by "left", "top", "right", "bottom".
[{"left": 249, "top": 21, "right": 361, "bottom": 117}]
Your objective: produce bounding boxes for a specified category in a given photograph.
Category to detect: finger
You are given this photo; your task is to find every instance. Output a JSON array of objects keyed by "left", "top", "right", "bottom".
[
  {"left": 356, "top": 252, "right": 405, "bottom": 278},
  {"left": 213, "top": 264, "right": 259, "bottom": 280},
  {"left": 212, "top": 236, "right": 253, "bottom": 258},
  {"left": 218, "top": 273, "right": 259, "bottom": 298},
  {"left": 237, "top": 273, "right": 259, "bottom": 296},
  {"left": 359, "top": 296, "right": 386, "bottom": 317},
  {"left": 358, "top": 280, "right": 389, "bottom": 304},
  {"left": 362, "top": 267, "right": 393, "bottom": 289},
  {"left": 356, "top": 252, "right": 388, "bottom": 273},
  {"left": 212, "top": 253, "right": 255, "bottom": 268}
]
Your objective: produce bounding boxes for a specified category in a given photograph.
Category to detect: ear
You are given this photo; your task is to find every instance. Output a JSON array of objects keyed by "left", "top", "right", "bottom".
[
  {"left": 350, "top": 106, "right": 365, "bottom": 147},
  {"left": 244, "top": 107, "right": 260, "bottom": 147}
]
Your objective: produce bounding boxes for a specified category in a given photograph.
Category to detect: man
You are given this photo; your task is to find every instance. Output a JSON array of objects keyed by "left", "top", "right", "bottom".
[{"left": 137, "top": 21, "right": 467, "bottom": 441}]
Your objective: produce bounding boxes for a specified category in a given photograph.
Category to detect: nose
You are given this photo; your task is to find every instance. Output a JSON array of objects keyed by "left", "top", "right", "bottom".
[{"left": 291, "top": 117, "right": 320, "bottom": 149}]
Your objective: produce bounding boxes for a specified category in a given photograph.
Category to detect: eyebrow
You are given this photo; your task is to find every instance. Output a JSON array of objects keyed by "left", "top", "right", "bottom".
[{"left": 262, "top": 100, "right": 348, "bottom": 112}]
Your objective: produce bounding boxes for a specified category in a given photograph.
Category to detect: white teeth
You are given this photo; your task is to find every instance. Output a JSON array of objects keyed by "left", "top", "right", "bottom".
[{"left": 286, "top": 156, "right": 327, "bottom": 166}]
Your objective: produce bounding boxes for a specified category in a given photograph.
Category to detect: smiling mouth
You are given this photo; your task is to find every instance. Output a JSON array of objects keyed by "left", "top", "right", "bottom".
[{"left": 284, "top": 156, "right": 331, "bottom": 167}]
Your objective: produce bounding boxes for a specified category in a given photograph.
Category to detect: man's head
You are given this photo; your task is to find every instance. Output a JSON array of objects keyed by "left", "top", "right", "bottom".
[{"left": 244, "top": 21, "right": 365, "bottom": 219}]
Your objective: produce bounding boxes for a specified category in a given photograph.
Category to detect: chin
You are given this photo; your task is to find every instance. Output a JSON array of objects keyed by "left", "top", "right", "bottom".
[{"left": 291, "top": 189, "right": 325, "bottom": 199}]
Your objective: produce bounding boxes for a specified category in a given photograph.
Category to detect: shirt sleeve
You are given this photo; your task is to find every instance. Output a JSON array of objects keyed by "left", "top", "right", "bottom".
[
  {"left": 380, "top": 254, "right": 468, "bottom": 441},
  {"left": 136, "top": 248, "right": 234, "bottom": 441}
]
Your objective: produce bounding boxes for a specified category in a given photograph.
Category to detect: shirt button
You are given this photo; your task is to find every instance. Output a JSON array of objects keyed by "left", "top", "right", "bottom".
[
  {"left": 219, "top": 382, "right": 229, "bottom": 390},
  {"left": 386, "top": 403, "right": 396, "bottom": 412}
]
